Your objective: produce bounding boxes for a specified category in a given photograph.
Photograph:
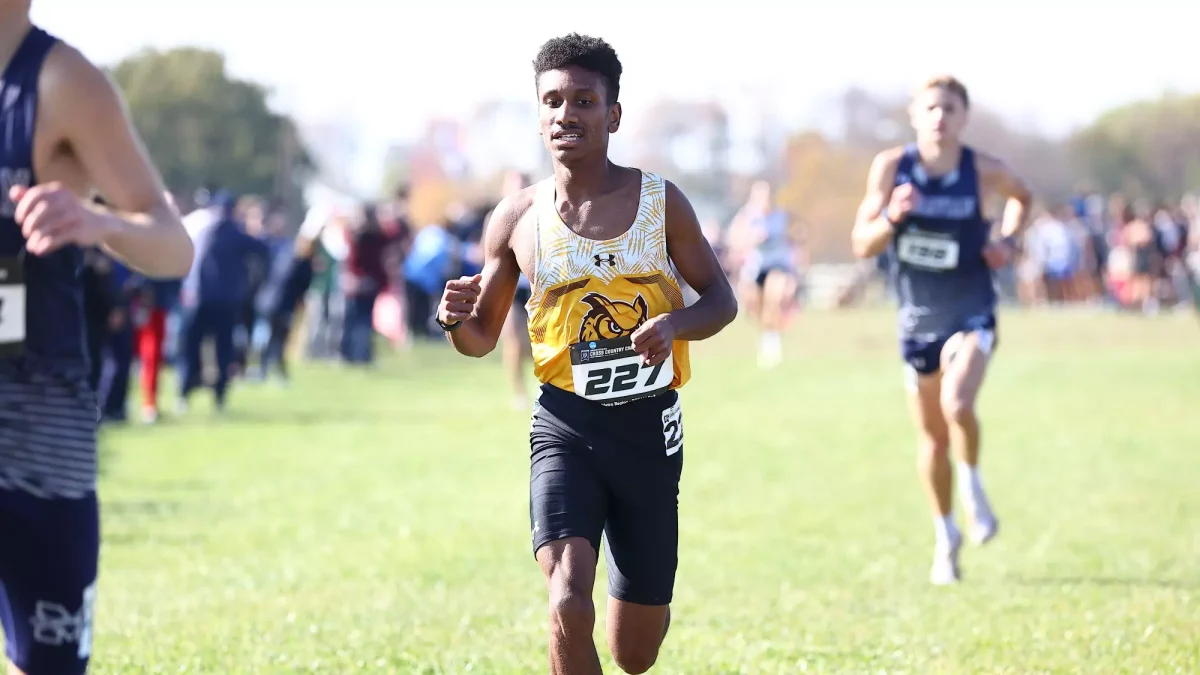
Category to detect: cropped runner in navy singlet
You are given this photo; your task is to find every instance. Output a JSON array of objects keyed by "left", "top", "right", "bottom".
[
  {"left": 0, "top": 10, "right": 192, "bottom": 675},
  {"left": 851, "top": 75, "right": 1032, "bottom": 587}
]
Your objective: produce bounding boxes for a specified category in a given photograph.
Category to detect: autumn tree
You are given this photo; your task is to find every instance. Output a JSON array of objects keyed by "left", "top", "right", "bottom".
[
  {"left": 1069, "top": 92, "right": 1200, "bottom": 201},
  {"left": 775, "top": 131, "right": 872, "bottom": 263}
]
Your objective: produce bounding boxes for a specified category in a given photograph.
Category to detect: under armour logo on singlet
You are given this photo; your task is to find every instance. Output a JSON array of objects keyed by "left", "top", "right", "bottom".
[{"left": 593, "top": 254, "right": 616, "bottom": 267}]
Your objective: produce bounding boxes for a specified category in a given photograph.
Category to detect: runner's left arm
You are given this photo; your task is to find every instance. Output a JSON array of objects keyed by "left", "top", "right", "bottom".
[
  {"left": 663, "top": 180, "right": 738, "bottom": 341},
  {"left": 978, "top": 153, "right": 1033, "bottom": 245}
]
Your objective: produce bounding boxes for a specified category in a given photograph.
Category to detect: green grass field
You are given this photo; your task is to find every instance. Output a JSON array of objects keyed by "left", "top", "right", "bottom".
[{"left": 28, "top": 308, "right": 1200, "bottom": 673}]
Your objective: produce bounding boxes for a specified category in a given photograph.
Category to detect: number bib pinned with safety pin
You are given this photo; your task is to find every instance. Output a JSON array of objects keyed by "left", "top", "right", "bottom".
[{"left": 569, "top": 336, "right": 672, "bottom": 405}]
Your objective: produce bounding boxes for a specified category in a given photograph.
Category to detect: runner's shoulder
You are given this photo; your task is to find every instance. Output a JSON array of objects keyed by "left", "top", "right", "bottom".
[
  {"left": 497, "top": 185, "right": 538, "bottom": 221},
  {"left": 971, "top": 149, "right": 1010, "bottom": 176},
  {"left": 872, "top": 146, "right": 908, "bottom": 172},
  {"left": 485, "top": 184, "right": 539, "bottom": 244},
  {"left": 40, "top": 38, "right": 112, "bottom": 100}
]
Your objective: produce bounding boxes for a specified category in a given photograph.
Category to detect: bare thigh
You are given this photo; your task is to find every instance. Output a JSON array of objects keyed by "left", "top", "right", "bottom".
[
  {"left": 762, "top": 269, "right": 797, "bottom": 308},
  {"left": 906, "top": 367, "right": 948, "bottom": 444},
  {"left": 939, "top": 329, "right": 996, "bottom": 412}
]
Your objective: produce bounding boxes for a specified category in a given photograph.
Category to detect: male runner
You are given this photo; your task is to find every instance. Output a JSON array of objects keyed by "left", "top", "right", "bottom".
[
  {"left": 0, "top": 6, "right": 194, "bottom": 674},
  {"left": 851, "top": 75, "right": 1031, "bottom": 585},
  {"left": 436, "top": 34, "right": 736, "bottom": 674},
  {"left": 728, "top": 180, "right": 801, "bottom": 368},
  {"left": 487, "top": 169, "right": 535, "bottom": 409}
]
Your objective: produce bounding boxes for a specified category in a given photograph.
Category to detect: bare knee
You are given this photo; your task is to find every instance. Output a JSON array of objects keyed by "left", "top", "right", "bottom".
[
  {"left": 613, "top": 649, "right": 658, "bottom": 675},
  {"left": 540, "top": 541, "right": 597, "bottom": 641},
  {"left": 918, "top": 434, "right": 950, "bottom": 464},
  {"left": 738, "top": 281, "right": 761, "bottom": 311},
  {"left": 608, "top": 603, "right": 670, "bottom": 674},
  {"left": 764, "top": 272, "right": 796, "bottom": 303},
  {"left": 610, "top": 629, "right": 663, "bottom": 674},
  {"left": 548, "top": 577, "right": 594, "bottom": 639},
  {"left": 941, "top": 396, "right": 976, "bottom": 427}
]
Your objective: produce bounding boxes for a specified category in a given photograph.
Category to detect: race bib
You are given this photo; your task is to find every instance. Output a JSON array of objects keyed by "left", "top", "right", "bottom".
[
  {"left": 570, "top": 336, "right": 673, "bottom": 404},
  {"left": 0, "top": 256, "right": 25, "bottom": 358},
  {"left": 661, "top": 398, "right": 683, "bottom": 456},
  {"left": 897, "top": 231, "right": 960, "bottom": 271}
]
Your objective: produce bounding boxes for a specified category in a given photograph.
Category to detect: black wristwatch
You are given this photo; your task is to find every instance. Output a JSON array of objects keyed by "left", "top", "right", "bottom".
[{"left": 435, "top": 316, "right": 460, "bottom": 332}]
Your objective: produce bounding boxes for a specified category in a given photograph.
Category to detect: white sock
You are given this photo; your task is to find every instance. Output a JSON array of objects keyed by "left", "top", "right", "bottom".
[
  {"left": 958, "top": 461, "right": 986, "bottom": 506},
  {"left": 760, "top": 331, "right": 780, "bottom": 351},
  {"left": 933, "top": 513, "right": 960, "bottom": 546}
]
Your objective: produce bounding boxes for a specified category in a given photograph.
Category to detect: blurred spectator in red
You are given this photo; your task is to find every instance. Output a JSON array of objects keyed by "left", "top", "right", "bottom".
[{"left": 340, "top": 203, "right": 400, "bottom": 365}]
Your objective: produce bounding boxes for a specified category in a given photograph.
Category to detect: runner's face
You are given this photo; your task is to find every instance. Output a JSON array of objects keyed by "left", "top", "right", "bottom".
[
  {"left": 910, "top": 87, "right": 967, "bottom": 143},
  {"left": 537, "top": 65, "right": 620, "bottom": 163}
]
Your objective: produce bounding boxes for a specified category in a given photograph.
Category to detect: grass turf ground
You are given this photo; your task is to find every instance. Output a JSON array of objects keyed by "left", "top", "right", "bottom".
[{"left": 15, "top": 308, "right": 1200, "bottom": 673}]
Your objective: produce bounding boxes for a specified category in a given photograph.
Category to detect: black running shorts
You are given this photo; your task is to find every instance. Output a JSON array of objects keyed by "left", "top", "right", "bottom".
[
  {"left": 0, "top": 488, "right": 99, "bottom": 675},
  {"left": 529, "top": 383, "right": 684, "bottom": 606}
]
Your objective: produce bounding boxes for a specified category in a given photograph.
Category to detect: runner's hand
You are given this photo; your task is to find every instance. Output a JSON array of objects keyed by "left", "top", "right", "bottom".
[
  {"left": 982, "top": 239, "right": 1016, "bottom": 270},
  {"left": 438, "top": 274, "right": 482, "bottom": 325},
  {"left": 11, "top": 183, "right": 114, "bottom": 255},
  {"left": 887, "top": 183, "right": 920, "bottom": 224},
  {"left": 631, "top": 315, "right": 675, "bottom": 366}
]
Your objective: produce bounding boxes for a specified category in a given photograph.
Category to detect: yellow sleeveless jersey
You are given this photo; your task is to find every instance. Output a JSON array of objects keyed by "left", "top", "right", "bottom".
[{"left": 525, "top": 171, "right": 691, "bottom": 403}]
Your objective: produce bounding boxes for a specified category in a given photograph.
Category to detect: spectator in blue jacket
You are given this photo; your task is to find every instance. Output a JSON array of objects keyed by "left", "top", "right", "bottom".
[{"left": 176, "top": 191, "right": 270, "bottom": 414}]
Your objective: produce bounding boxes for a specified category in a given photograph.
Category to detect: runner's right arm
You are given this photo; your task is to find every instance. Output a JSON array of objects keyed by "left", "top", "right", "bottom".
[
  {"left": 439, "top": 193, "right": 530, "bottom": 357},
  {"left": 42, "top": 44, "right": 193, "bottom": 277},
  {"left": 851, "top": 148, "right": 903, "bottom": 259}
]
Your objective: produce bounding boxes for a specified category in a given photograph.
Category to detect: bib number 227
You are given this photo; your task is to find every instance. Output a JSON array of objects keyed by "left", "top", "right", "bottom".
[
  {"left": 584, "top": 360, "right": 665, "bottom": 397},
  {"left": 569, "top": 337, "right": 673, "bottom": 404}
]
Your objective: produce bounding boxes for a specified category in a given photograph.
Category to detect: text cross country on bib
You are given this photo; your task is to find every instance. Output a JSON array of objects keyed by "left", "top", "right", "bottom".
[{"left": 569, "top": 336, "right": 673, "bottom": 404}]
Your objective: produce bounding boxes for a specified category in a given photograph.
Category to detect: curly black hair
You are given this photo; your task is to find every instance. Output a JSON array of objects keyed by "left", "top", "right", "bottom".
[{"left": 532, "top": 33, "right": 622, "bottom": 105}]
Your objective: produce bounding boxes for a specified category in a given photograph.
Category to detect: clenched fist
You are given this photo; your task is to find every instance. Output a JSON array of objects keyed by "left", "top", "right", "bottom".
[
  {"left": 11, "top": 183, "right": 112, "bottom": 256},
  {"left": 887, "top": 183, "right": 920, "bottom": 226},
  {"left": 982, "top": 237, "right": 1018, "bottom": 270},
  {"left": 630, "top": 314, "right": 675, "bottom": 366},
  {"left": 437, "top": 274, "right": 482, "bottom": 326}
]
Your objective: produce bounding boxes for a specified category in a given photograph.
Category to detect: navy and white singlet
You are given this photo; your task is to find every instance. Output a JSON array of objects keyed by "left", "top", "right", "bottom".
[
  {"left": 0, "top": 26, "right": 101, "bottom": 675},
  {"left": 888, "top": 144, "right": 998, "bottom": 375}
]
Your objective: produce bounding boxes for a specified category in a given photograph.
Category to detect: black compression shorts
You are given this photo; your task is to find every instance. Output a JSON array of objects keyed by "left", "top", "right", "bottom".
[{"left": 528, "top": 383, "right": 684, "bottom": 605}]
